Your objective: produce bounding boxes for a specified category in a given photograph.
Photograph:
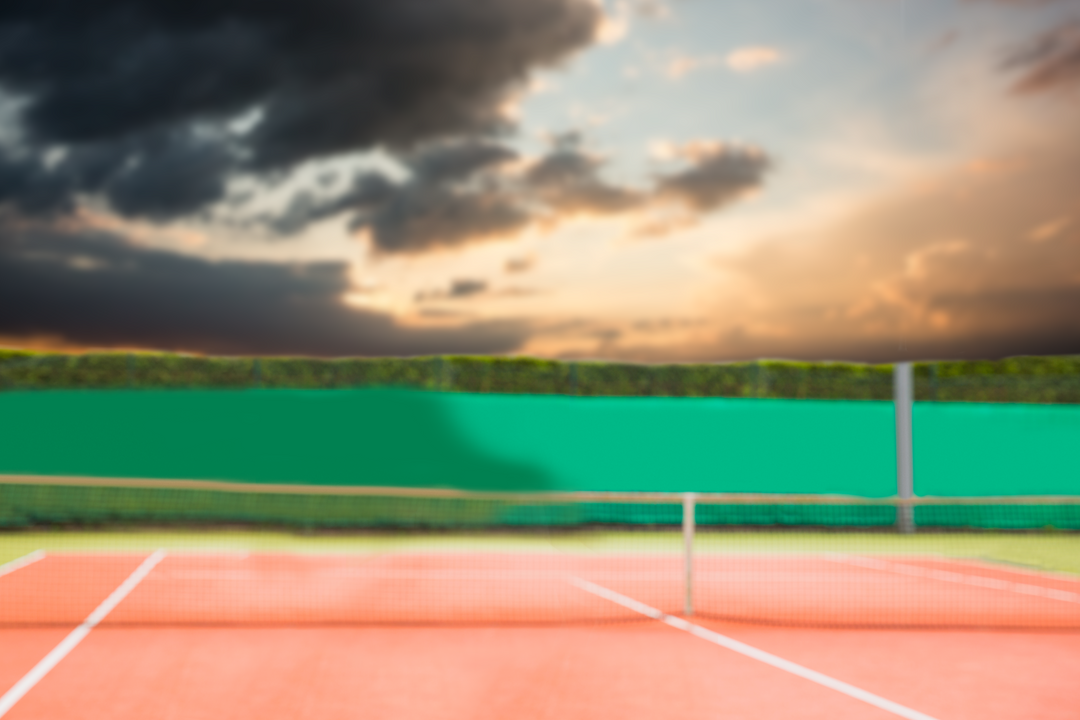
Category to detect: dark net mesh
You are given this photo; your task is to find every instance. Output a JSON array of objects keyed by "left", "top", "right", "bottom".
[{"left": 1, "top": 480, "right": 1077, "bottom": 630}]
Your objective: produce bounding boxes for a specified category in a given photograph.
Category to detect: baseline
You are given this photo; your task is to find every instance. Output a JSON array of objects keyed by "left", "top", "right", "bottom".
[
  {"left": 0, "top": 550, "right": 166, "bottom": 718},
  {"left": 825, "top": 555, "right": 1080, "bottom": 604},
  {"left": 570, "top": 577, "right": 940, "bottom": 720}
]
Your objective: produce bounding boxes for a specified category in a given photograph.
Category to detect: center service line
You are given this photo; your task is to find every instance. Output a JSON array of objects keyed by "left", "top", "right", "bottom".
[
  {"left": 570, "top": 577, "right": 941, "bottom": 720},
  {"left": 0, "top": 550, "right": 167, "bottom": 718}
]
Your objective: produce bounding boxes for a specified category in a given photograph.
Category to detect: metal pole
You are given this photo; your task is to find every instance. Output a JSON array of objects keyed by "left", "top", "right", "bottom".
[
  {"left": 894, "top": 362, "right": 915, "bottom": 533},
  {"left": 683, "top": 491, "right": 695, "bottom": 616}
]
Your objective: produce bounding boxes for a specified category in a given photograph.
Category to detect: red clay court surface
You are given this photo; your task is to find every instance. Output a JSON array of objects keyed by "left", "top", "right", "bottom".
[{"left": 2, "top": 551, "right": 1079, "bottom": 719}]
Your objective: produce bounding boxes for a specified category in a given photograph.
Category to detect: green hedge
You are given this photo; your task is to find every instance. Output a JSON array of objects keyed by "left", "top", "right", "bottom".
[{"left": 1, "top": 350, "right": 1078, "bottom": 403}]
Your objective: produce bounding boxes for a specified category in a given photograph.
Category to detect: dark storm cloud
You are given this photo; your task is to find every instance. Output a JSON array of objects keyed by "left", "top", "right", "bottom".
[
  {"left": 358, "top": 182, "right": 526, "bottom": 254},
  {"left": 267, "top": 140, "right": 530, "bottom": 252},
  {"left": 266, "top": 174, "right": 397, "bottom": 237},
  {"left": 268, "top": 137, "right": 772, "bottom": 253},
  {"left": 0, "top": 0, "right": 601, "bottom": 220},
  {"left": 415, "top": 278, "right": 490, "bottom": 303},
  {"left": 0, "top": 150, "right": 74, "bottom": 216},
  {"left": 0, "top": 128, "right": 237, "bottom": 221},
  {"left": 448, "top": 279, "right": 489, "bottom": 298},
  {"left": 1006, "top": 21, "right": 1080, "bottom": 93},
  {"left": 270, "top": 136, "right": 643, "bottom": 253},
  {"left": 355, "top": 163, "right": 530, "bottom": 255},
  {"left": 655, "top": 145, "right": 771, "bottom": 212},
  {"left": 0, "top": 224, "right": 529, "bottom": 356},
  {"left": 97, "top": 131, "right": 237, "bottom": 220},
  {"left": 406, "top": 142, "right": 519, "bottom": 186},
  {"left": 522, "top": 135, "right": 644, "bottom": 214}
]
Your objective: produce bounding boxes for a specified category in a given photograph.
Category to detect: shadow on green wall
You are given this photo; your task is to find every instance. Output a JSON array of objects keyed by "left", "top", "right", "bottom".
[
  {"left": 0, "top": 388, "right": 555, "bottom": 492},
  {"left": 338, "top": 389, "right": 553, "bottom": 491}
]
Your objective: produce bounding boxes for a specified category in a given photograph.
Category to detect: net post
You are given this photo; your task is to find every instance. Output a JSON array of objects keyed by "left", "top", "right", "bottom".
[
  {"left": 683, "top": 491, "right": 696, "bottom": 616},
  {"left": 894, "top": 362, "right": 915, "bottom": 533}
]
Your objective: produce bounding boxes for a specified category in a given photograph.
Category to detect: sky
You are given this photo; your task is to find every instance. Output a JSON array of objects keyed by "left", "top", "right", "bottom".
[{"left": 1, "top": 0, "right": 1078, "bottom": 362}]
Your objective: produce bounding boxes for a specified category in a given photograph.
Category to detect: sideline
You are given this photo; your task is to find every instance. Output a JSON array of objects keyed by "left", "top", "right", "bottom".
[
  {"left": 570, "top": 576, "right": 941, "bottom": 720},
  {"left": 0, "top": 551, "right": 45, "bottom": 579},
  {"left": 0, "top": 550, "right": 166, "bottom": 718}
]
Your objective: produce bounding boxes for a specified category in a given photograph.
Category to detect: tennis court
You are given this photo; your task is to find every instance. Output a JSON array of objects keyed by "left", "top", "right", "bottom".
[{"left": 2, "top": 515, "right": 1079, "bottom": 720}]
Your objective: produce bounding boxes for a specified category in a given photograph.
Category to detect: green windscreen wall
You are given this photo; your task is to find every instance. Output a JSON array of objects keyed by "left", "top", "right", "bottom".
[
  {"left": 0, "top": 389, "right": 1077, "bottom": 496},
  {"left": 913, "top": 402, "right": 1080, "bottom": 496}
]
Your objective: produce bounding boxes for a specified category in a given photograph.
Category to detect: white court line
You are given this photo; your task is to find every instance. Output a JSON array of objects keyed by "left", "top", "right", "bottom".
[
  {"left": 825, "top": 555, "right": 1080, "bottom": 605},
  {"left": 40, "top": 551, "right": 250, "bottom": 560},
  {"left": 570, "top": 577, "right": 941, "bottom": 720},
  {"left": 153, "top": 568, "right": 908, "bottom": 583},
  {"left": 963, "top": 558, "right": 1080, "bottom": 584},
  {"left": 0, "top": 550, "right": 166, "bottom": 718},
  {"left": 0, "top": 551, "right": 45, "bottom": 579}
]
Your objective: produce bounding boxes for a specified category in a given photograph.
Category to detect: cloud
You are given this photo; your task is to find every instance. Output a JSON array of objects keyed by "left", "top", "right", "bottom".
[
  {"left": 0, "top": 0, "right": 602, "bottom": 221},
  {"left": 0, "top": 126, "right": 240, "bottom": 221},
  {"left": 595, "top": 0, "right": 672, "bottom": 44},
  {"left": 725, "top": 47, "right": 783, "bottom": 72},
  {"left": 0, "top": 222, "right": 529, "bottom": 356},
  {"left": 448, "top": 279, "right": 489, "bottom": 298},
  {"left": 596, "top": 12, "right": 629, "bottom": 44},
  {"left": 963, "top": 0, "right": 1061, "bottom": 5},
  {"left": 1005, "top": 21, "right": 1080, "bottom": 93},
  {"left": 267, "top": 140, "right": 531, "bottom": 252},
  {"left": 666, "top": 47, "right": 782, "bottom": 79},
  {"left": 414, "top": 278, "right": 539, "bottom": 305},
  {"left": 498, "top": 286, "right": 542, "bottom": 298},
  {"left": 665, "top": 54, "right": 719, "bottom": 79},
  {"left": 522, "top": 135, "right": 644, "bottom": 214},
  {"left": 694, "top": 132, "right": 1080, "bottom": 362},
  {"left": 1028, "top": 216, "right": 1072, "bottom": 242},
  {"left": 415, "top": 278, "right": 490, "bottom": 303},
  {"left": 505, "top": 256, "right": 535, "bottom": 273},
  {"left": 0, "top": 149, "right": 74, "bottom": 216},
  {"left": 538, "top": 109, "right": 1080, "bottom": 364},
  {"left": 268, "top": 135, "right": 772, "bottom": 253},
  {"left": 626, "top": 0, "right": 671, "bottom": 19},
  {"left": 655, "top": 142, "right": 771, "bottom": 211},
  {"left": 631, "top": 317, "right": 705, "bottom": 333}
]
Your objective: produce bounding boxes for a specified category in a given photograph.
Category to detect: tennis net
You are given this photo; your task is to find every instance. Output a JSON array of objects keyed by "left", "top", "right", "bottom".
[{"left": 1, "top": 475, "right": 1078, "bottom": 630}]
